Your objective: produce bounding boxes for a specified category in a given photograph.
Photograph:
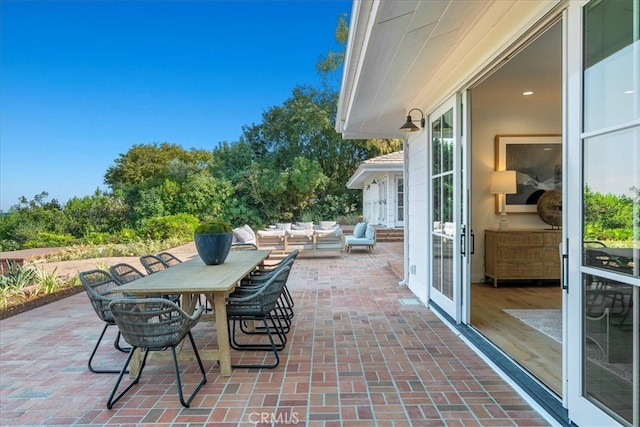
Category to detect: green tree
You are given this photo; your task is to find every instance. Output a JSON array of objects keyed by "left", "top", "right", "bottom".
[
  {"left": 0, "top": 192, "right": 69, "bottom": 249},
  {"left": 173, "top": 172, "right": 233, "bottom": 220},
  {"left": 64, "top": 190, "right": 130, "bottom": 237},
  {"left": 316, "top": 12, "right": 349, "bottom": 87},
  {"left": 104, "top": 142, "right": 213, "bottom": 190}
]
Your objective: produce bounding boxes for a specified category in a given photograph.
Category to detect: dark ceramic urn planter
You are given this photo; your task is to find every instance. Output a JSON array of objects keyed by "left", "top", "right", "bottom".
[{"left": 194, "top": 232, "right": 233, "bottom": 265}]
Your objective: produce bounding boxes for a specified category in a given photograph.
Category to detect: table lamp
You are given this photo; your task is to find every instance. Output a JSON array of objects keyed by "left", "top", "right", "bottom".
[{"left": 490, "top": 170, "right": 517, "bottom": 229}]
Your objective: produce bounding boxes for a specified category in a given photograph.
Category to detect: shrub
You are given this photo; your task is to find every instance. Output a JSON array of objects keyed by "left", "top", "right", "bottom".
[
  {"left": 83, "top": 232, "right": 113, "bottom": 245},
  {"left": 138, "top": 213, "right": 200, "bottom": 240},
  {"left": 34, "top": 266, "right": 64, "bottom": 295},
  {"left": 0, "top": 261, "right": 36, "bottom": 290},
  {"left": 22, "top": 232, "right": 76, "bottom": 249},
  {"left": 194, "top": 219, "right": 232, "bottom": 234}
]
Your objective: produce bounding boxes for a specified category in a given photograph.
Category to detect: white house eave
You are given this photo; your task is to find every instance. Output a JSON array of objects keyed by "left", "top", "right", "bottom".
[
  {"left": 336, "top": 0, "right": 561, "bottom": 140},
  {"left": 346, "top": 164, "right": 403, "bottom": 189}
]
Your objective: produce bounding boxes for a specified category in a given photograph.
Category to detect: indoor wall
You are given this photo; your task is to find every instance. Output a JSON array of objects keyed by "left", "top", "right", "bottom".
[{"left": 469, "top": 22, "right": 563, "bottom": 283}]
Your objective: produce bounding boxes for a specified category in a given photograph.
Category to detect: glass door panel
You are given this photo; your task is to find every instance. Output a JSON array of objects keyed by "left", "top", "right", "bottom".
[
  {"left": 430, "top": 101, "right": 459, "bottom": 315},
  {"left": 568, "top": 1, "right": 639, "bottom": 424}
]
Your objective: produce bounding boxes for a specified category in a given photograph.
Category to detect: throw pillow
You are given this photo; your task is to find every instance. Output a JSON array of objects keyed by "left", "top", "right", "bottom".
[
  {"left": 233, "top": 226, "right": 251, "bottom": 243},
  {"left": 353, "top": 221, "right": 367, "bottom": 238},
  {"left": 233, "top": 224, "right": 256, "bottom": 244},
  {"left": 365, "top": 225, "right": 375, "bottom": 240},
  {"left": 296, "top": 221, "right": 314, "bottom": 230},
  {"left": 275, "top": 222, "right": 292, "bottom": 230}
]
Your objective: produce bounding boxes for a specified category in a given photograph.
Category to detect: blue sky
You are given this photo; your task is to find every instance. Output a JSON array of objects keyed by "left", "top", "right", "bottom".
[{"left": 0, "top": 0, "right": 350, "bottom": 212}]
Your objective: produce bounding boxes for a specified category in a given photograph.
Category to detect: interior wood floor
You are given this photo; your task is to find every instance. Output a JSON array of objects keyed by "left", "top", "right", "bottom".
[{"left": 470, "top": 281, "right": 563, "bottom": 396}]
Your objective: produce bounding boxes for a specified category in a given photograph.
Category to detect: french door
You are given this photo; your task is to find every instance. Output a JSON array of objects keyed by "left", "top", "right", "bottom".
[
  {"left": 429, "top": 96, "right": 468, "bottom": 321},
  {"left": 566, "top": 1, "right": 639, "bottom": 425}
]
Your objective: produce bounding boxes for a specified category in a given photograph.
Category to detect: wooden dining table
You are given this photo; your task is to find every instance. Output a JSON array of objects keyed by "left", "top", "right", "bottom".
[{"left": 115, "top": 249, "right": 271, "bottom": 377}]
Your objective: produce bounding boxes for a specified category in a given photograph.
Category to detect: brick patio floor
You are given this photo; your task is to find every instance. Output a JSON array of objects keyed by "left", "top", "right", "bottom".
[{"left": 0, "top": 242, "right": 551, "bottom": 426}]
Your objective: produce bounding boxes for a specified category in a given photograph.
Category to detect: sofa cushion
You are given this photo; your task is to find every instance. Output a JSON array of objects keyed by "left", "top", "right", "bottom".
[
  {"left": 233, "top": 224, "right": 256, "bottom": 244},
  {"left": 345, "top": 236, "right": 374, "bottom": 245},
  {"left": 257, "top": 229, "right": 285, "bottom": 238},
  {"left": 314, "top": 228, "right": 342, "bottom": 237},
  {"left": 275, "top": 222, "right": 292, "bottom": 230},
  {"left": 319, "top": 220, "right": 337, "bottom": 230},
  {"left": 286, "top": 229, "right": 314, "bottom": 238},
  {"left": 353, "top": 221, "right": 367, "bottom": 238}
]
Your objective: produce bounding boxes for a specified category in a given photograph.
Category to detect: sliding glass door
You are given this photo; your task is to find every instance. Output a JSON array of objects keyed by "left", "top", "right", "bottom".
[{"left": 567, "top": 1, "right": 639, "bottom": 425}]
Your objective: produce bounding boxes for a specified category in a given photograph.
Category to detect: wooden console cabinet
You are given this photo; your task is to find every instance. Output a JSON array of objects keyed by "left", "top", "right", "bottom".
[{"left": 484, "top": 229, "right": 562, "bottom": 287}]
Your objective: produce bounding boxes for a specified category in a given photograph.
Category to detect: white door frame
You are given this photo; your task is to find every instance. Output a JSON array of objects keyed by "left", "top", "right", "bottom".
[{"left": 428, "top": 95, "right": 464, "bottom": 321}]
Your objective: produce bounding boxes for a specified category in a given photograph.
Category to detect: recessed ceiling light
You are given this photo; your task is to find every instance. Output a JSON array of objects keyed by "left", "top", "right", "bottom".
[
  {"left": 624, "top": 90, "right": 634, "bottom": 94},
  {"left": 522, "top": 91, "right": 534, "bottom": 96}
]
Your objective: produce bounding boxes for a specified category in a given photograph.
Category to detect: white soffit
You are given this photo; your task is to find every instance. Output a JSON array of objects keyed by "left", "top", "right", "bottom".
[{"left": 337, "top": 0, "right": 559, "bottom": 140}]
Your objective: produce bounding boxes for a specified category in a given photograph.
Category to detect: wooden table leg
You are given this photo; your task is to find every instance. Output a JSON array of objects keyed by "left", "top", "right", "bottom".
[
  {"left": 212, "top": 292, "right": 232, "bottom": 376},
  {"left": 127, "top": 348, "right": 142, "bottom": 379}
]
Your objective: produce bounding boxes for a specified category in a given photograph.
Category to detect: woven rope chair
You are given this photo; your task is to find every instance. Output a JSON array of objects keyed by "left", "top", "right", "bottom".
[
  {"left": 79, "top": 269, "right": 131, "bottom": 374},
  {"left": 243, "top": 249, "right": 299, "bottom": 320},
  {"left": 157, "top": 251, "right": 183, "bottom": 266},
  {"left": 236, "top": 254, "right": 297, "bottom": 334},
  {"left": 109, "top": 263, "right": 145, "bottom": 285},
  {"left": 139, "top": 254, "right": 170, "bottom": 274},
  {"left": 106, "top": 298, "right": 206, "bottom": 409},
  {"left": 226, "top": 265, "right": 291, "bottom": 369},
  {"left": 138, "top": 255, "right": 180, "bottom": 305}
]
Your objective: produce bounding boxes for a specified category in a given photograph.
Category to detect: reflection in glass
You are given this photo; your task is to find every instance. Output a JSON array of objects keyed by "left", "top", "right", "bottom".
[
  {"left": 433, "top": 235, "right": 443, "bottom": 293},
  {"left": 583, "top": 0, "right": 638, "bottom": 132},
  {"left": 441, "top": 236, "right": 454, "bottom": 299},
  {"left": 433, "top": 177, "right": 442, "bottom": 224},
  {"left": 431, "top": 108, "right": 455, "bottom": 301},
  {"left": 433, "top": 126, "right": 442, "bottom": 176},
  {"left": 582, "top": 274, "right": 636, "bottom": 424},
  {"left": 583, "top": 128, "right": 639, "bottom": 277},
  {"left": 443, "top": 174, "right": 453, "bottom": 225}
]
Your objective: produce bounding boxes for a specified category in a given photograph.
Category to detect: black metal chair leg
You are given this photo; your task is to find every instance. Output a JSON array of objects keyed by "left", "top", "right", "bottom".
[
  {"left": 230, "top": 318, "right": 281, "bottom": 369},
  {"left": 89, "top": 323, "right": 129, "bottom": 374},
  {"left": 172, "top": 332, "right": 207, "bottom": 407},
  {"left": 107, "top": 332, "right": 207, "bottom": 409},
  {"left": 231, "top": 316, "right": 286, "bottom": 351},
  {"left": 107, "top": 347, "right": 148, "bottom": 409}
]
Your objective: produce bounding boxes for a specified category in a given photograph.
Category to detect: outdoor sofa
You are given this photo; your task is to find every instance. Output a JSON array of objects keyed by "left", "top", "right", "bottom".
[{"left": 232, "top": 222, "right": 345, "bottom": 256}]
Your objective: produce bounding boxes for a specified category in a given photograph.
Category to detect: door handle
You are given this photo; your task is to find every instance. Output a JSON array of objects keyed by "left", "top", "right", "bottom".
[
  {"left": 470, "top": 230, "right": 475, "bottom": 255},
  {"left": 561, "top": 238, "right": 568, "bottom": 291}
]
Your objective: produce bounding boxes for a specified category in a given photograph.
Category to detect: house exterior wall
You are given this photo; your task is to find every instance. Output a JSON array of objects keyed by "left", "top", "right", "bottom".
[
  {"left": 406, "top": 136, "right": 429, "bottom": 302},
  {"left": 362, "top": 172, "right": 404, "bottom": 228},
  {"left": 338, "top": 1, "right": 638, "bottom": 424}
]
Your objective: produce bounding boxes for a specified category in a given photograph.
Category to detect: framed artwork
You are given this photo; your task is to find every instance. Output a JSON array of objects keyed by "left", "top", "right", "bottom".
[{"left": 494, "top": 134, "right": 562, "bottom": 214}]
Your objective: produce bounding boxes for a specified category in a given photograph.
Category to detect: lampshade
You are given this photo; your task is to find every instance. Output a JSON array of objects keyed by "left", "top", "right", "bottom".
[
  {"left": 399, "top": 115, "right": 421, "bottom": 132},
  {"left": 399, "top": 108, "right": 425, "bottom": 132},
  {"left": 490, "top": 171, "right": 517, "bottom": 195}
]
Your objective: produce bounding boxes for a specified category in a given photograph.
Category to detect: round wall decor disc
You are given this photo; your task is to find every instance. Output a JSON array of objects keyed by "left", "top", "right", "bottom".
[{"left": 537, "top": 189, "right": 562, "bottom": 228}]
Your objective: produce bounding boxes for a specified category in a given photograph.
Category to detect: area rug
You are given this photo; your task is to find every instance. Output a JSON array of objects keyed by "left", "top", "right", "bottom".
[
  {"left": 503, "top": 308, "right": 632, "bottom": 383},
  {"left": 503, "top": 308, "right": 562, "bottom": 342}
]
